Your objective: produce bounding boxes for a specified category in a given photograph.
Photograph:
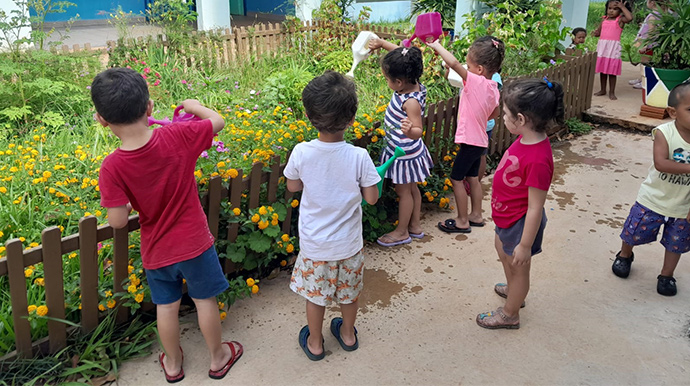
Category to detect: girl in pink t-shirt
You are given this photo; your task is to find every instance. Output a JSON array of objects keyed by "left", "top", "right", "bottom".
[
  {"left": 427, "top": 36, "right": 504, "bottom": 234},
  {"left": 476, "top": 78, "right": 564, "bottom": 330}
]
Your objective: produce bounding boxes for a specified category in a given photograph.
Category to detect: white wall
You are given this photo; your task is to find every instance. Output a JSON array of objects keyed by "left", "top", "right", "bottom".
[
  {"left": 295, "top": 0, "right": 322, "bottom": 22},
  {"left": 197, "top": 0, "right": 232, "bottom": 30},
  {"left": 0, "top": 0, "right": 32, "bottom": 49},
  {"left": 352, "top": 1, "right": 411, "bottom": 22},
  {"left": 560, "top": 0, "right": 590, "bottom": 45}
]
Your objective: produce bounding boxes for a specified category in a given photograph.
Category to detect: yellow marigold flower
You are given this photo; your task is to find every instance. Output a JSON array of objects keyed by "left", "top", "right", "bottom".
[
  {"left": 228, "top": 169, "right": 238, "bottom": 178},
  {"left": 128, "top": 284, "right": 137, "bottom": 294},
  {"left": 232, "top": 208, "right": 241, "bottom": 216},
  {"left": 27, "top": 305, "right": 37, "bottom": 313},
  {"left": 24, "top": 268, "right": 33, "bottom": 277},
  {"left": 135, "top": 293, "right": 144, "bottom": 303},
  {"left": 216, "top": 161, "right": 226, "bottom": 168},
  {"left": 251, "top": 285, "right": 259, "bottom": 294},
  {"left": 42, "top": 171, "right": 51, "bottom": 179},
  {"left": 36, "top": 305, "right": 48, "bottom": 316},
  {"left": 272, "top": 213, "right": 279, "bottom": 220},
  {"left": 0, "top": 187, "right": 6, "bottom": 194},
  {"left": 286, "top": 244, "right": 294, "bottom": 253},
  {"left": 218, "top": 301, "right": 225, "bottom": 309},
  {"left": 107, "top": 299, "right": 116, "bottom": 309},
  {"left": 98, "top": 304, "right": 106, "bottom": 311},
  {"left": 0, "top": 231, "right": 3, "bottom": 238},
  {"left": 280, "top": 260, "right": 287, "bottom": 267},
  {"left": 246, "top": 278, "right": 255, "bottom": 287},
  {"left": 19, "top": 237, "right": 25, "bottom": 242},
  {"left": 258, "top": 206, "right": 267, "bottom": 215},
  {"left": 371, "top": 135, "right": 378, "bottom": 143},
  {"left": 128, "top": 265, "right": 134, "bottom": 274},
  {"left": 105, "top": 290, "right": 112, "bottom": 297},
  {"left": 29, "top": 242, "right": 38, "bottom": 248},
  {"left": 258, "top": 220, "right": 269, "bottom": 230},
  {"left": 68, "top": 252, "right": 77, "bottom": 259},
  {"left": 34, "top": 278, "right": 45, "bottom": 286},
  {"left": 281, "top": 234, "right": 290, "bottom": 242},
  {"left": 220, "top": 311, "right": 227, "bottom": 320},
  {"left": 251, "top": 213, "right": 260, "bottom": 223},
  {"left": 291, "top": 199, "right": 299, "bottom": 208}
]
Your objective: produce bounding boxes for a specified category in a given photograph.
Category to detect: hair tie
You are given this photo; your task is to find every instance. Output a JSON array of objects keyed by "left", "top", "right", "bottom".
[
  {"left": 543, "top": 76, "right": 553, "bottom": 89},
  {"left": 491, "top": 39, "right": 499, "bottom": 48},
  {"left": 401, "top": 48, "right": 409, "bottom": 56}
]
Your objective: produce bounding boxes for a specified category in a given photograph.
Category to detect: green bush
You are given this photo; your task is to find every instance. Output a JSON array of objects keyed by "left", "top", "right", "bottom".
[
  {"left": 566, "top": 117, "right": 592, "bottom": 135},
  {"left": 261, "top": 65, "right": 314, "bottom": 115}
]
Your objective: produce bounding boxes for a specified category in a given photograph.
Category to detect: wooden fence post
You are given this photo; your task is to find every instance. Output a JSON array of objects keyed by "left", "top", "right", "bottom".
[
  {"left": 112, "top": 225, "right": 129, "bottom": 324},
  {"left": 248, "top": 162, "right": 263, "bottom": 209},
  {"left": 6, "top": 239, "right": 32, "bottom": 358},
  {"left": 42, "top": 227, "right": 66, "bottom": 354},
  {"left": 208, "top": 176, "right": 222, "bottom": 239},
  {"left": 79, "top": 216, "right": 99, "bottom": 334},
  {"left": 224, "top": 169, "right": 244, "bottom": 273}
]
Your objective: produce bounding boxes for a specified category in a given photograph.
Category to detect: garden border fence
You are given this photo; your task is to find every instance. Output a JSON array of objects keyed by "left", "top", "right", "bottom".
[{"left": 2, "top": 20, "right": 596, "bottom": 360}]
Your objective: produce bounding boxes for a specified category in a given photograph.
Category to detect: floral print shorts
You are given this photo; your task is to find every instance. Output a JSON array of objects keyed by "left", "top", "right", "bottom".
[
  {"left": 289, "top": 251, "right": 364, "bottom": 306},
  {"left": 620, "top": 202, "right": 690, "bottom": 254}
]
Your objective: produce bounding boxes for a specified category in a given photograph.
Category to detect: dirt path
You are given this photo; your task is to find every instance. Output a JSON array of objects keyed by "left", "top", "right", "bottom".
[{"left": 118, "top": 129, "right": 690, "bottom": 385}]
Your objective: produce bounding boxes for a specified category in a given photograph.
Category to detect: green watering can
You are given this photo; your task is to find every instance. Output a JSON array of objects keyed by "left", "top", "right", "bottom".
[{"left": 363, "top": 146, "right": 406, "bottom": 205}]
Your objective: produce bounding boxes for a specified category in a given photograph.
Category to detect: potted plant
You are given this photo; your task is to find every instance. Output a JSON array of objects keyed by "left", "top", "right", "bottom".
[{"left": 639, "top": 0, "right": 690, "bottom": 108}]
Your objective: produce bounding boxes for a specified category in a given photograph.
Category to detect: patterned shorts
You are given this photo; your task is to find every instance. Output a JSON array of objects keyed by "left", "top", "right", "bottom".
[
  {"left": 620, "top": 202, "right": 690, "bottom": 254},
  {"left": 289, "top": 251, "right": 364, "bottom": 307}
]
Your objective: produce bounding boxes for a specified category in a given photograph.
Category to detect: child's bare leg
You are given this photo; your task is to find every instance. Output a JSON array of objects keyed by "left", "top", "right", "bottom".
[
  {"left": 478, "top": 155, "right": 487, "bottom": 182},
  {"left": 339, "top": 300, "right": 358, "bottom": 346},
  {"left": 608, "top": 75, "right": 618, "bottom": 100},
  {"left": 408, "top": 183, "right": 423, "bottom": 235},
  {"left": 502, "top": 253, "right": 531, "bottom": 318},
  {"left": 467, "top": 176, "right": 484, "bottom": 224},
  {"left": 193, "top": 297, "right": 233, "bottom": 371},
  {"left": 157, "top": 300, "right": 183, "bottom": 376},
  {"left": 619, "top": 241, "right": 634, "bottom": 258},
  {"left": 496, "top": 234, "right": 515, "bottom": 289},
  {"left": 306, "top": 300, "right": 325, "bottom": 355},
  {"left": 384, "top": 183, "right": 413, "bottom": 240},
  {"left": 451, "top": 178, "right": 470, "bottom": 228},
  {"left": 594, "top": 73, "right": 607, "bottom": 96},
  {"left": 661, "top": 250, "right": 681, "bottom": 277}
]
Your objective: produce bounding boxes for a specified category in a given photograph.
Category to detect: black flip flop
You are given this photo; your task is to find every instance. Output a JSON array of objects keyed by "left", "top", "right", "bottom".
[
  {"left": 437, "top": 219, "right": 471, "bottom": 234},
  {"left": 469, "top": 221, "right": 485, "bottom": 227}
]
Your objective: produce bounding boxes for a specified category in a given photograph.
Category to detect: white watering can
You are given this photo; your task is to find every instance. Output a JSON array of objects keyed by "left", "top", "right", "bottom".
[
  {"left": 345, "top": 31, "right": 379, "bottom": 79},
  {"left": 443, "top": 60, "right": 466, "bottom": 89}
]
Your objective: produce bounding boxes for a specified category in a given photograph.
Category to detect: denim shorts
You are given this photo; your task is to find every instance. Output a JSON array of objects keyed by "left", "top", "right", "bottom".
[
  {"left": 495, "top": 209, "right": 547, "bottom": 256},
  {"left": 620, "top": 202, "right": 690, "bottom": 254},
  {"left": 145, "top": 246, "right": 229, "bottom": 304}
]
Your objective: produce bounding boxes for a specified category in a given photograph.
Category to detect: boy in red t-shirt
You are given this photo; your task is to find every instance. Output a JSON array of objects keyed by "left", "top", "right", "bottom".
[{"left": 92, "top": 68, "right": 242, "bottom": 382}]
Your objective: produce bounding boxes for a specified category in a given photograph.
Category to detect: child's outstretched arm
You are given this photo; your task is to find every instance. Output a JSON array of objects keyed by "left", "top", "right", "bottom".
[
  {"left": 181, "top": 99, "right": 225, "bottom": 134},
  {"left": 653, "top": 131, "right": 690, "bottom": 174},
  {"left": 368, "top": 37, "right": 398, "bottom": 52},
  {"left": 426, "top": 40, "right": 468, "bottom": 81},
  {"left": 512, "top": 187, "right": 547, "bottom": 266}
]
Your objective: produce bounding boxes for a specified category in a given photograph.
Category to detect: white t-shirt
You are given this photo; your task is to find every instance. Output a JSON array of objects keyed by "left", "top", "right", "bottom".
[{"left": 284, "top": 139, "right": 380, "bottom": 261}]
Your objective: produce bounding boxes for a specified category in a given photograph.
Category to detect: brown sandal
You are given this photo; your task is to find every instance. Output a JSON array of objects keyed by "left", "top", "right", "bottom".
[
  {"left": 476, "top": 307, "right": 520, "bottom": 329},
  {"left": 493, "top": 283, "right": 525, "bottom": 308}
]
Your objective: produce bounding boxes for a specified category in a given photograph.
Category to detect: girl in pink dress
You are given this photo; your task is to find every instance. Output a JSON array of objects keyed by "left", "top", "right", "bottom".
[{"left": 593, "top": 0, "right": 633, "bottom": 100}]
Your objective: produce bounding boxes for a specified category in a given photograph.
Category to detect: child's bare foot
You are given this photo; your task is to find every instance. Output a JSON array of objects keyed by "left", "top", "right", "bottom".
[
  {"left": 594, "top": 90, "right": 606, "bottom": 96},
  {"left": 608, "top": 92, "right": 617, "bottom": 100},
  {"left": 209, "top": 341, "right": 243, "bottom": 379}
]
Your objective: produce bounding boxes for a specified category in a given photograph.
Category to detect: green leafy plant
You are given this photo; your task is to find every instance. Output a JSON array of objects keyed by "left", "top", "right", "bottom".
[
  {"left": 411, "top": 0, "right": 456, "bottom": 28},
  {"left": 261, "top": 65, "right": 313, "bottom": 115},
  {"left": 565, "top": 117, "right": 592, "bottom": 135},
  {"left": 146, "top": 0, "right": 197, "bottom": 47},
  {"left": 643, "top": 0, "right": 690, "bottom": 70},
  {"left": 317, "top": 50, "right": 352, "bottom": 74},
  {"left": 108, "top": 5, "right": 139, "bottom": 42}
]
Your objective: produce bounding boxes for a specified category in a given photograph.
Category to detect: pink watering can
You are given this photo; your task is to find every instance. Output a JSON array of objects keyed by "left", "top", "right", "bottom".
[
  {"left": 403, "top": 12, "right": 442, "bottom": 48},
  {"left": 148, "top": 105, "right": 201, "bottom": 126}
]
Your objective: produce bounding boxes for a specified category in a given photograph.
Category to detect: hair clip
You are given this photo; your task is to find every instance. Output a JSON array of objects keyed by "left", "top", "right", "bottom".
[
  {"left": 491, "top": 39, "right": 499, "bottom": 48},
  {"left": 543, "top": 76, "right": 553, "bottom": 89},
  {"left": 401, "top": 48, "right": 409, "bottom": 56}
]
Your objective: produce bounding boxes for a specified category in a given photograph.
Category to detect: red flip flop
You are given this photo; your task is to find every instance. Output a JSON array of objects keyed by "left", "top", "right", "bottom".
[
  {"left": 208, "top": 341, "right": 244, "bottom": 380},
  {"left": 159, "top": 346, "right": 185, "bottom": 383}
]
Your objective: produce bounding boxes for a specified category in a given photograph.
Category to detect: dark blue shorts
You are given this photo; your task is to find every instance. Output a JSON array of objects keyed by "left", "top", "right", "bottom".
[
  {"left": 620, "top": 202, "right": 690, "bottom": 254},
  {"left": 495, "top": 209, "right": 547, "bottom": 256},
  {"left": 145, "top": 246, "right": 229, "bottom": 304}
]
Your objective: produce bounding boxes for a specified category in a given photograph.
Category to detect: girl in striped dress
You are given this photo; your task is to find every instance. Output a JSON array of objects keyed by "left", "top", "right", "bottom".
[{"left": 368, "top": 38, "right": 433, "bottom": 247}]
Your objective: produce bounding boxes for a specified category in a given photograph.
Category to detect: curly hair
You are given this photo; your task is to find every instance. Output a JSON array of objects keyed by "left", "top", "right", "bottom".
[
  {"left": 468, "top": 36, "right": 505, "bottom": 75},
  {"left": 503, "top": 78, "right": 565, "bottom": 133},
  {"left": 302, "top": 71, "right": 358, "bottom": 133},
  {"left": 381, "top": 46, "right": 423, "bottom": 85}
]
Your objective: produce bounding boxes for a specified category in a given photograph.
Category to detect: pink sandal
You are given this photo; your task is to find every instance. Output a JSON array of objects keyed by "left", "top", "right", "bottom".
[
  {"left": 476, "top": 307, "right": 520, "bottom": 329},
  {"left": 159, "top": 346, "right": 184, "bottom": 383},
  {"left": 208, "top": 341, "right": 243, "bottom": 379}
]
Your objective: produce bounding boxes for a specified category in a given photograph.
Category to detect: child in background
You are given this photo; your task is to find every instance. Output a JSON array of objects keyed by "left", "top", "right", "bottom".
[
  {"left": 612, "top": 81, "right": 690, "bottom": 296},
  {"left": 427, "top": 36, "right": 505, "bottom": 234},
  {"left": 593, "top": 0, "right": 633, "bottom": 100},
  {"left": 629, "top": 0, "right": 670, "bottom": 89},
  {"left": 368, "top": 37, "right": 434, "bottom": 247},
  {"left": 93, "top": 68, "right": 242, "bottom": 382},
  {"left": 285, "top": 71, "right": 380, "bottom": 360},
  {"left": 476, "top": 77, "right": 564, "bottom": 329},
  {"left": 567, "top": 27, "right": 588, "bottom": 52}
]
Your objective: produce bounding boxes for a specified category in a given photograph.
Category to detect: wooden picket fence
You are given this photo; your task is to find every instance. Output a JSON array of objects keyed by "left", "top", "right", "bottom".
[
  {"left": 2, "top": 20, "right": 597, "bottom": 360},
  {"left": 0, "top": 156, "right": 293, "bottom": 359}
]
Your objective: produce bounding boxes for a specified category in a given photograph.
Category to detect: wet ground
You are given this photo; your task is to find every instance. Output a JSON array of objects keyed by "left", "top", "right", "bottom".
[{"left": 118, "top": 128, "right": 690, "bottom": 385}]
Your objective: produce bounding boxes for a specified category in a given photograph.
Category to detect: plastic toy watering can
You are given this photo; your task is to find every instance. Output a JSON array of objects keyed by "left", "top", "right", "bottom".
[
  {"left": 363, "top": 146, "right": 406, "bottom": 205},
  {"left": 403, "top": 12, "right": 442, "bottom": 48},
  {"left": 346, "top": 31, "right": 379, "bottom": 78},
  {"left": 147, "top": 105, "right": 201, "bottom": 127}
]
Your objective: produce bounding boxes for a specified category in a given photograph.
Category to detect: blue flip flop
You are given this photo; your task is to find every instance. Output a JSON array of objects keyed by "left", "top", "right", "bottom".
[
  {"left": 330, "top": 317, "right": 359, "bottom": 351},
  {"left": 298, "top": 325, "right": 325, "bottom": 361}
]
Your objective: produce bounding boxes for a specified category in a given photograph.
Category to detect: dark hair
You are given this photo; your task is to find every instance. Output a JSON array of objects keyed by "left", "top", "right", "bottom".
[
  {"left": 91, "top": 68, "right": 149, "bottom": 124},
  {"left": 668, "top": 80, "right": 690, "bottom": 108},
  {"left": 572, "top": 27, "right": 586, "bottom": 36},
  {"left": 302, "top": 71, "right": 358, "bottom": 133},
  {"left": 503, "top": 78, "right": 565, "bottom": 133},
  {"left": 381, "top": 46, "right": 423, "bottom": 85},
  {"left": 468, "top": 36, "right": 505, "bottom": 75},
  {"left": 604, "top": 0, "right": 632, "bottom": 15}
]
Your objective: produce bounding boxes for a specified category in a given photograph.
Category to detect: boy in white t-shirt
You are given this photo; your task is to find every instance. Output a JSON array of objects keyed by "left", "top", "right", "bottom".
[{"left": 284, "top": 71, "right": 381, "bottom": 361}]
